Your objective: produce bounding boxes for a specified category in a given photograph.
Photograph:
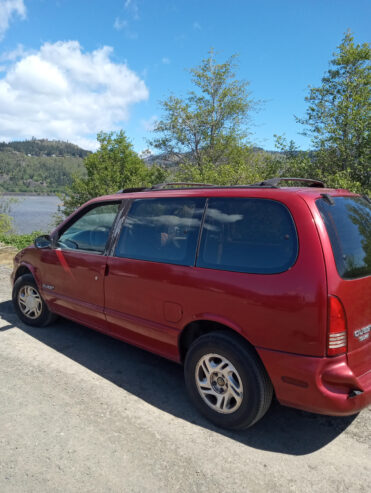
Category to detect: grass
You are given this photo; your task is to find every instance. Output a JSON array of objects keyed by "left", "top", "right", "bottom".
[{"left": 0, "top": 231, "right": 44, "bottom": 250}]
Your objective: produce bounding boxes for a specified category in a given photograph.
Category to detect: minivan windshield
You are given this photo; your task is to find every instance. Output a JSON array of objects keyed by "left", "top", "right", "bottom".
[{"left": 316, "top": 196, "right": 371, "bottom": 279}]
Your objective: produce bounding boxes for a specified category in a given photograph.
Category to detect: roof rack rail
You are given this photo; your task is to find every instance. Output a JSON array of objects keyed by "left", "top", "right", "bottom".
[
  {"left": 259, "top": 177, "right": 326, "bottom": 188},
  {"left": 117, "top": 182, "right": 216, "bottom": 193},
  {"left": 117, "top": 177, "right": 326, "bottom": 194},
  {"left": 116, "top": 186, "right": 149, "bottom": 193},
  {"left": 151, "top": 182, "right": 215, "bottom": 190}
]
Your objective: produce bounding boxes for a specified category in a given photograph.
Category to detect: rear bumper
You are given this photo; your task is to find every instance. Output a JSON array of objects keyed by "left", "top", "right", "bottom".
[{"left": 257, "top": 348, "right": 371, "bottom": 416}]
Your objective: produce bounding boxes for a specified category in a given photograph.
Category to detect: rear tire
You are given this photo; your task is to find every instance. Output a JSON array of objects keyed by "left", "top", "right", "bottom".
[
  {"left": 12, "top": 274, "right": 57, "bottom": 327},
  {"left": 184, "top": 331, "right": 273, "bottom": 429}
]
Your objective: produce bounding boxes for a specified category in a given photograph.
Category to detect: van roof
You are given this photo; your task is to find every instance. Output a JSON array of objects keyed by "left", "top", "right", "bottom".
[
  {"left": 89, "top": 178, "right": 358, "bottom": 204},
  {"left": 90, "top": 186, "right": 357, "bottom": 208}
]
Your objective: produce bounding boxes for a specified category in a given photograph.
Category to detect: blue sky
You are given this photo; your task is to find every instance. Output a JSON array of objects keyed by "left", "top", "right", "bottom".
[{"left": 0, "top": 0, "right": 369, "bottom": 152}]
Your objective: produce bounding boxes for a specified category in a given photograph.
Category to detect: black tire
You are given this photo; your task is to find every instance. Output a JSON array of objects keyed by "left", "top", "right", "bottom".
[
  {"left": 12, "top": 274, "right": 57, "bottom": 327},
  {"left": 184, "top": 331, "right": 273, "bottom": 430}
]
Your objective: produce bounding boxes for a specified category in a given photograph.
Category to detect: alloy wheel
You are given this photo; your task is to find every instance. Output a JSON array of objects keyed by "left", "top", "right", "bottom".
[{"left": 195, "top": 353, "right": 243, "bottom": 414}]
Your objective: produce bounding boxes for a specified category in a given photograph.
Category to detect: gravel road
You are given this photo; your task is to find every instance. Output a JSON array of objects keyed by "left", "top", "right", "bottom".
[{"left": 0, "top": 263, "right": 370, "bottom": 493}]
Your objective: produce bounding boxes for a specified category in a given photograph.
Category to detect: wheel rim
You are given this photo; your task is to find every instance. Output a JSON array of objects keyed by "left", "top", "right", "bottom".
[
  {"left": 195, "top": 353, "right": 243, "bottom": 414},
  {"left": 17, "top": 285, "right": 42, "bottom": 319}
]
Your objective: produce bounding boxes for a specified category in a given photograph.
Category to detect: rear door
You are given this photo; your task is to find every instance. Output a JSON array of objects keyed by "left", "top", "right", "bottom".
[
  {"left": 104, "top": 196, "right": 206, "bottom": 359},
  {"left": 316, "top": 195, "right": 371, "bottom": 376}
]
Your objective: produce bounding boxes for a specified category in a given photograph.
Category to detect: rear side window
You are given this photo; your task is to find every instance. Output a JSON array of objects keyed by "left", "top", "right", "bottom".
[
  {"left": 197, "top": 198, "right": 298, "bottom": 274},
  {"left": 115, "top": 197, "right": 205, "bottom": 266},
  {"left": 316, "top": 196, "right": 371, "bottom": 279}
]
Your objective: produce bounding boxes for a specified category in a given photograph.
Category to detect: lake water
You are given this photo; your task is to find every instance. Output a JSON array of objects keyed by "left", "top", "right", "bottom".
[{"left": 2, "top": 195, "right": 63, "bottom": 234}]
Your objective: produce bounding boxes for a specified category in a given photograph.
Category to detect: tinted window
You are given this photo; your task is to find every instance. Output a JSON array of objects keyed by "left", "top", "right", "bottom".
[
  {"left": 197, "top": 198, "right": 298, "bottom": 274},
  {"left": 58, "top": 202, "right": 120, "bottom": 253},
  {"left": 316, "top": 196, "right": 371, "bottom": 279},
  {"left": 115, "top": 197, "right": 205, "bottom": 266}
]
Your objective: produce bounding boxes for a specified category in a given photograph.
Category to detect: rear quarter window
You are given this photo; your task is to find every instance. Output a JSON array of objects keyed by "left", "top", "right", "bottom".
[
  {"left": 197, "top": 198, "right": 298, "bottom": 274},
  {"left": 316, "top": 196, "right": 371, "bottom": 279}
]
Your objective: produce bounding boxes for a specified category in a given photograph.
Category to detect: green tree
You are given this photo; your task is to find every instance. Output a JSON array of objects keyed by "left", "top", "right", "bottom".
[
  {"left": 150, "top": 50, "right": 256, "bottom": 170},
  {"left": 63, "top": 131, "right": 167, "bottom": 215},
  {"left": 175, "top": 143, "right": 269, "bottom": 185},
  {"left": 271, "top": 135, "right": 365, "bottom": 194},
  {"left": 297, "top": 31, "right": 370, "bottom": 185}
]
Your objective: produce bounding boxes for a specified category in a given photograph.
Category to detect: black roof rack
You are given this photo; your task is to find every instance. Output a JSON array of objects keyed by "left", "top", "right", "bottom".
[
  {"left": 117, "top": 177, "right": 326, "bottom": 193},
  {"left": 258, "top": 177, "right": 326, "bottom": 188},
  {"left": 117, "top": 182, "right": 215, "bottom": 193},
  {"left": 116, "top": 186, "right": 149, "bottom": 193},
  {"left": 151, "top": 182, "right": 215, "bottom": 190}
]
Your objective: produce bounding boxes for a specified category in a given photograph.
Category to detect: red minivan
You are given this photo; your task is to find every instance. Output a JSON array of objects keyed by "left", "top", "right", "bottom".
[{"left": 11, "top": 179, "right": 371, "bottom": 429}]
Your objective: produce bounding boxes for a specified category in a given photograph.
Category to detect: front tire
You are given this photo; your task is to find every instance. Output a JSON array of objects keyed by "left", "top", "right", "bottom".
[
  {"left": 184, "top": 331, "right": 273, "bottom": 429},
  {"left": 12, "top": 274, "right": 57, "bottom": 327}
]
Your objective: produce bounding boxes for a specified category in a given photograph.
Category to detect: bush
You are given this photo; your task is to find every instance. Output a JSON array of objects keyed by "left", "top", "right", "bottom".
[
  {"left": 0, "top": 213, "right": 13, "bottom": 234},
  {"left": 0, "top": 231, "right": 44, "bottom": 250}
]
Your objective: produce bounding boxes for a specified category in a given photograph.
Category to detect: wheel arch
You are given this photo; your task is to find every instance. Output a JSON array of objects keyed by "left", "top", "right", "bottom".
[
  {"left": 12, "top": 265, "right": 57, "bottom": 327},
  {"left": 178, "top": 319, "right": 260, "bottom": 364},
  {"left": 14, "top": 264, "right": 34, "bottom": 281},
  {"left": 13, "top": 264, "right": 39, "bottom": 290}
]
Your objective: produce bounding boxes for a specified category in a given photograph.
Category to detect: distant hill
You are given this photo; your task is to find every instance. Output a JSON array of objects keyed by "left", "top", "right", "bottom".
[
  {"left": 142, "top": 146, "right": 278, "bottom": 168},
  {"left": 0, "top": 138, "right": 90, "bottom": 158},
  {"left": 0, "top": 139, "right": 88, "bottom": 194}
]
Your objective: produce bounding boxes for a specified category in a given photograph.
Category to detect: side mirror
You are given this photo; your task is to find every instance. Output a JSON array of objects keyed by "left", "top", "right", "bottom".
[{"left": 34, "top": 234, "right": 52, "bottom": 249}]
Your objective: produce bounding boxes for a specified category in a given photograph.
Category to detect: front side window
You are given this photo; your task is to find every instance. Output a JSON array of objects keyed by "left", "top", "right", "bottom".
[
  {"left": 197, "top": 198, "right": 298, "bottom": 274},
  {"left": 316, "top": 196, "right": 371, "bottom": 279},
  {"left": 115, "top": 197, "right": 205, "bottom": 266},
  {"left": 58, "top": 202, "right": 120, "bottom": 253}
]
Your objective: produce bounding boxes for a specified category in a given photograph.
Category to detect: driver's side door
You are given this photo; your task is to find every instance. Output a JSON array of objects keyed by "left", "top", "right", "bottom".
[{"left": 39, "top": 201, "right": 121, "bottom": 331}]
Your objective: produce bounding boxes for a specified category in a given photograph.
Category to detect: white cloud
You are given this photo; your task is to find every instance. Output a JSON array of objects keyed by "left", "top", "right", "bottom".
[
  {"left": 0, "top": 0, "right": 26, "bottom": 41},
  {"left": 0, "top": 41, "right": 149, "bottom": 149},
  {"left": 141, "top": 115, "right": 158, "bottom": 132},
  {"left": 0, "top": 43, "right": 29, "bottom": 61},
  {"left": 161, "top": 57, "right": 170, "bottom": 65},
  {"left": 114, "top": 0, "right": 139, "bottom": 38},
  {"left": 114, "top": 18, "right": 138, "bottom": 39},
  {"left": 124, "top": 0, "right": 139, "bottom": 20},
  {"left": 114, "top": 17, "right": 128, "bottom": 31}
]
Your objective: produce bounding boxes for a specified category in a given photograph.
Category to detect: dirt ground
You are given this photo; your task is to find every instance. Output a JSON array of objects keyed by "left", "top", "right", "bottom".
[
  {"left": 0, "top": 256, "right": 370, "bottom": 493},
  {"left": 0, "top": 246, "right": 18, "bottom": 266}
]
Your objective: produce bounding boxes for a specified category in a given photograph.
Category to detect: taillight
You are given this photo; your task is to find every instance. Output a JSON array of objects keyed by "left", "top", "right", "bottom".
[{"left": 327, "top": 295, "right": 347, "bottom": 356}]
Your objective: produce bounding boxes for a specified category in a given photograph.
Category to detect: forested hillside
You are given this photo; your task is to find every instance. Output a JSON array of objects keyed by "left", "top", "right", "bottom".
[
  {"left": 0, "top": 139, "right": 88, "bottom": 194},
  {"left": 0, "top": 139, "right": 89, "bottom": 158}
]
